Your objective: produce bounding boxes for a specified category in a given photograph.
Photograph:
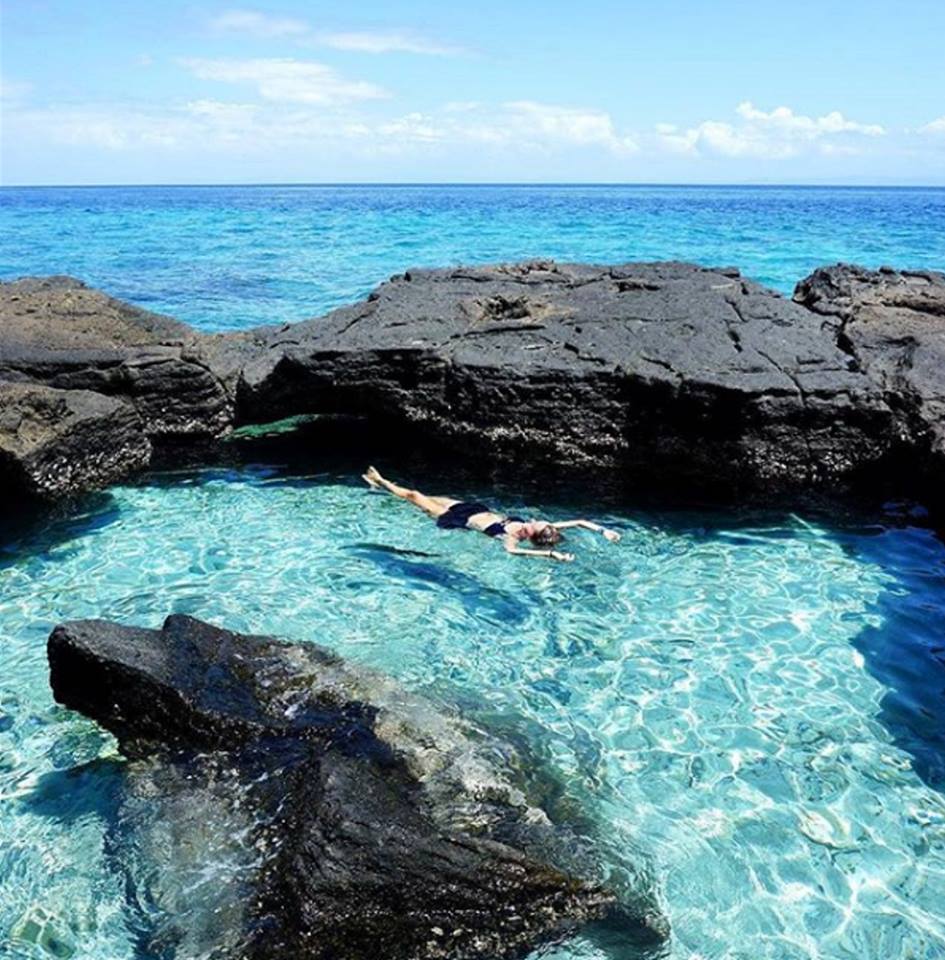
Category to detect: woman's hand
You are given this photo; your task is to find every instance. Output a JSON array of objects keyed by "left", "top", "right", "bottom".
[
  {"left": 602, "top": 528, "right": 621, "bottom": 543},
  {"left": 551, "top": 550, "right": 575, "bottom": 562}
]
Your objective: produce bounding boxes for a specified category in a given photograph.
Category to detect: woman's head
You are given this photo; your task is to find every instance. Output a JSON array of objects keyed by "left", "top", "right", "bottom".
[{"left": 529, "top": 522, "right": 562, "bottom": 547}]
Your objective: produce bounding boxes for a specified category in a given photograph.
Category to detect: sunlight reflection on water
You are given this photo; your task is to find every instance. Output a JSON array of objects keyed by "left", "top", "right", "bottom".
[{"left": 1, "top": 468, "right": 944, "bottom": 958}]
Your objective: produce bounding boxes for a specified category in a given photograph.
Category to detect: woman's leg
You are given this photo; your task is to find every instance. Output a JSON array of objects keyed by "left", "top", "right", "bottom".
[{"left": 363, "top": 466, "right": 456, "bottom": 518}]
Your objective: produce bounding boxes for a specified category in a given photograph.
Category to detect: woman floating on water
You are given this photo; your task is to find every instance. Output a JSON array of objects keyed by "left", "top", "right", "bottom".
[{"left": 362, "top": 466, "right": 621, "bottom": 562}]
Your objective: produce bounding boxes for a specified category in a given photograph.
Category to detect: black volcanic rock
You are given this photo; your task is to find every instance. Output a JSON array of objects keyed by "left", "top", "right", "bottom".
[
  {"left": 0, "top": 276, "right": 236, "bottom": 441},
  {"left": 239, "top": 261, "right": 897, "bottom": 489},
  {"left": 0, "top": 381, "right": 150, "bottom": 499},
  {"left": 48, "top": 615, "right": 665, "bottom": 959},
  {"left": 795, "top": 263, "right": 945, "bottom": 484},
  {"left": 3, "top": 260, "right": 945, "bottom": 504}
]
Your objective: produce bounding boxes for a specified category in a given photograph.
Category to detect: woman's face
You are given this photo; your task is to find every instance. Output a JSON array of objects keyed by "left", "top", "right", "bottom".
[{"left": 528, "top": 522, "right": 561, "bottom": 546}]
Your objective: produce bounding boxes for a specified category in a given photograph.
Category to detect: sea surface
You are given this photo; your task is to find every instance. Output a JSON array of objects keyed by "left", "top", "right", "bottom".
[
  {"left": 0, "top": 184, "right": 943, "bottom": 331},
  {"left": 1, "top": 466, "right": 944, "bottom": 959},
  {"left": 1, "top": 185, "right": 945, "bottom": 959}
]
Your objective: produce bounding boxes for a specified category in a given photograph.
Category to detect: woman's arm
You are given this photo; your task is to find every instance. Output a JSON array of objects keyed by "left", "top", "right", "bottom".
[
  {"left": 504, "top": 536, "right": 574, "bottom": 561},
  {"left": 552, "top": 519, "right": 621, "bottom": 542}
]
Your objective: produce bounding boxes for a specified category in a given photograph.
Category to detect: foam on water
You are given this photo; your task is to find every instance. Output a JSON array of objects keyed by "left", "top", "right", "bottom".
[{"left": 1, "top": 467, "right": 944, "bottom": 958}]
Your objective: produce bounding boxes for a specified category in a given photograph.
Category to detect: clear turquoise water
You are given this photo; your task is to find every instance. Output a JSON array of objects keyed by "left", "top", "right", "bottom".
[
  {"left": 1, "top": 185, "right": 943, "bottom": 331},
  {"left": 1, "top": 466, "right": 944, "bottom": 959},
  {"left": 2, "top": 185, "right": 945, "bottom": 957}
]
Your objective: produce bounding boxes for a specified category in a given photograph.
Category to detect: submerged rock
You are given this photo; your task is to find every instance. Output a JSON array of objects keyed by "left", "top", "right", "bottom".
[
  {"left": 3, "top": 260, "right": 945, "bottom": 504},
  {"left": 47, "top": 615, "right": 666, "bottom": 959}
]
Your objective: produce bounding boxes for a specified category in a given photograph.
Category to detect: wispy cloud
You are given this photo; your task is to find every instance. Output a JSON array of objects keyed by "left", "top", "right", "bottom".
[
  {"left": 317, "top": 30, "right": 464, "bottom": 56},
  {"left": 210, "top": 9, "right": 309, "bottom": 38},
  {"left": 181, "top": 57, "right": 388, "bottom": 104},
  {"left": 377, "top": 112, "right": 444, "bottom": 143},
  {"left": 656, "top": 101, "right": 885, "bottom": 159},
  {"left": 207, "top": 9, "right": 464, "bottom": 56},
  {"left": 919, "top": 116, "right": 945, "bottom": 135},
  {"left": 8, "top": 100, "right": 368, "bottom": 152},
  {"left": 0, "top": 77, "right": 33, "bottom": 102},
  {"left": 12, "top": 106, "right": 185, "bottom": 150}
]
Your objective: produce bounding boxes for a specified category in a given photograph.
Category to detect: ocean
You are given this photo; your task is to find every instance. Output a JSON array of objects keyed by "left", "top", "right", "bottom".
[{"left": 1, "top": 184, "right": 943, "bottom": 331}]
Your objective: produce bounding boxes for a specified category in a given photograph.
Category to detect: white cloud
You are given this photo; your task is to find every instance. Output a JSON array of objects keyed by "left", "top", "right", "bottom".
[
  {"left": 919, "top": 116, "right": 945, "bottom": 135},
  {"left": 210, "top": 9, "right": 309, "bottom": 38},
  {"left": 181, "top": 57, "right": 388, "bottom": 104},
  {"left": 7, "top": 100, "right": 370, "bottom": 153},
  {"left": 368, "top": 101, "right": 637, "bottom": 155},
  {"left": 316, "top": 30, "right": 463, "bottom": 56},
  {"left": 184, "top": 99, "right": 261, "bottom": 141},
  {"left": 735, "top": 101, "right": 884, "bottom": 137},
  {"left": 12, "top": 107, "right": 186, "bottom": 150},
  {"left": 503, "top": 101, "right": 638, "bottom": 153},
  {"left": 377, "top": 112, "right": 444, "bottom": 143},
  {"left": 657, "top": 101, "right": 885, "bottom": 159},
  {"left": 16, "top": 91, "right": 892, "bottom": 172}
]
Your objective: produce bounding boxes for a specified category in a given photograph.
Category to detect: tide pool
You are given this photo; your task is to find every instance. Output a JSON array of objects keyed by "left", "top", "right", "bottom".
[{"left": 1, "top": 466, "right": 944, "bottom": 958}]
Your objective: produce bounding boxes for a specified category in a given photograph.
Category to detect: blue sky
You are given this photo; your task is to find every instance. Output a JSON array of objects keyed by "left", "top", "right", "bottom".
[{"left": 1, "top": 0, "right": 944, "bottom": 184}]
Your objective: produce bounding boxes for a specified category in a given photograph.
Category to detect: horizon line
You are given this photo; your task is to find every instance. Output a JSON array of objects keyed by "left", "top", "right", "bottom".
[{"left": 2, "top": 181, "right": 945, "bottom": 190}]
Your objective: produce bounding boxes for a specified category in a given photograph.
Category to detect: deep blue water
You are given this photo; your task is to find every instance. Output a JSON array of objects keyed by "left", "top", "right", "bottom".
[{"left": 1, "top": 184, "right": 943, "bottom": 331}]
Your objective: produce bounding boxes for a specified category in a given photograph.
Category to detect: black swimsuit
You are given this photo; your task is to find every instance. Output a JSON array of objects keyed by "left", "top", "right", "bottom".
[{"left": 436, "top": 501, "right": 524, "bottom": 538}]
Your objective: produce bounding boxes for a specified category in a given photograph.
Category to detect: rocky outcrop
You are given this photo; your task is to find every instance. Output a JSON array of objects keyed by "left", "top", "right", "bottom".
[
  {"left": 0, "top": 276, "right": 238, "bottom": 441},
  {"left": 238, "top": 261, "right": 897, "bottom": 490},
  {"left": 3, "top": 261, "right": 945, "bottom": 503},
  {"left": 794, "top": 264, "right": 945, "bottom": 489},
  {"left": 48, "top": 615, "right": 665, "bottom": 959},
  {"left": 0, "top": 381, "right": 149, "bottom": 498}
]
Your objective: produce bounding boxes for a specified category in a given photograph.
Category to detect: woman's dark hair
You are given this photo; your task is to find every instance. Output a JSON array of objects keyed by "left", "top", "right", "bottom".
[{"left": 530, "top": 525, "right": 562, "bottom": 547}]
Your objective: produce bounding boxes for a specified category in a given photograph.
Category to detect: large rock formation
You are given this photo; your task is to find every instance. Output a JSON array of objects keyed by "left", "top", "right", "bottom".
[
  {"left": 238, "top": 261, "right": 895, "bottom": 490},
  {"left": 48, "top": 615, "right": 665, "bottom": 960},
  {"left": 3, "top": 261, "right": 945, "bottom": 503}
]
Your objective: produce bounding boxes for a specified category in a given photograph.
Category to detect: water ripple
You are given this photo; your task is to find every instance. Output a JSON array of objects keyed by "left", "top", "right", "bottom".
[{"left": 0, "top": 470, "right": 944, "bottom": 958}]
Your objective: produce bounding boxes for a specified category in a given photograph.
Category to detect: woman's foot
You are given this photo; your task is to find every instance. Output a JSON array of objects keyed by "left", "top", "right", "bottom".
[{"left": 362, "top": 465, "right": 383, "bottom": 489}]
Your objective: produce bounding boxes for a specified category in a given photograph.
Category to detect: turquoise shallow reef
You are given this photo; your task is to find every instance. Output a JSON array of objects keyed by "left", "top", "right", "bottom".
[
  {"left": 1, "top": 185, "right": 945, "bottom": 958},
  {"left": 1, "top": 184, "right": 944, "bottom": 330}
]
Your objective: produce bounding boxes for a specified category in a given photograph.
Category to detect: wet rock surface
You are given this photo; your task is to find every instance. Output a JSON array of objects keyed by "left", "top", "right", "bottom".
[
  {"left": 0, "top": 381, "right": 149, "bottom": 499},
  {"left": 48, "top": 614, "right": 665, "bottom": 960},
  {"left": 2, "top": 261, "right": 945, "bottom": 503}
]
